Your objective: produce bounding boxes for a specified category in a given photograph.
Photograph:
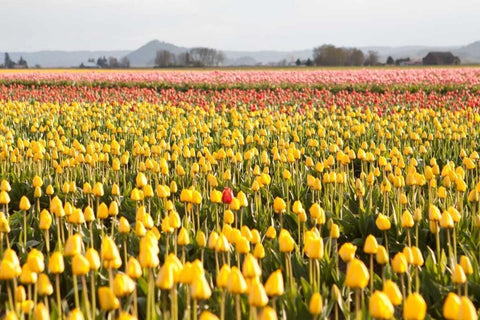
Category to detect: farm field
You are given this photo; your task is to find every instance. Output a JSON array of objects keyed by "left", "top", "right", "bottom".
[{"left": 0, "top": 68, "right": 480, "bottom": 319}]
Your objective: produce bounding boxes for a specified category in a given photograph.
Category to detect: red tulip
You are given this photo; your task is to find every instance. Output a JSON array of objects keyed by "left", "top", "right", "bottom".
[{"left": 222, "top": 187, "right": 234, "bottom": 204}]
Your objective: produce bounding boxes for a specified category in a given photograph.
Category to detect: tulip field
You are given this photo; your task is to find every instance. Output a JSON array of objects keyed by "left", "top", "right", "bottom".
[{"left": 1, "top": 68, "right": 480, "bottom": 319}]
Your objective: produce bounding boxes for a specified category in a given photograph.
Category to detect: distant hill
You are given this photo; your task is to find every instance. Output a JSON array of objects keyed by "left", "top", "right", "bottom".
[
  {"left": 125, "top": 40, "right": 188, "bottom": 66},
  {"left": 454, "top": 41, "right": 480, "bottom": 63},
  {"left": 2, "top": 50, "right": 129, "bottom": 68},
  {"left": 2, "top": 39, "right": 480, "bottom": 67}
]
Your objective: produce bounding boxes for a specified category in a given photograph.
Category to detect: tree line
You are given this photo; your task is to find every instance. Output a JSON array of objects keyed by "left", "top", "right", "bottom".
[
  {"left": 155, "top": 47, "right": 225, "bottom": 67},
  {"left": 313, "top": 45, "right": 379, "bottom": 66},
  {"left": 80, "top": 56, "right": 130, "bottom": 69},
  {"left": 2, "top": 53, "right": 29, "bottom": 69}
]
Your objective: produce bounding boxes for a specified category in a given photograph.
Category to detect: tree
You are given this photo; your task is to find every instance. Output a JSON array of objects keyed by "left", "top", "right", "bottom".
[
  {"left": 177, "top": 52, "right": 190, "bottom": 66},
  {"left": 4, "top": 53, "right": 14, "bottom": 69},
  {"left": 188, "top": 47, "right": 225, "bottom": 67},
  {"left": 313, "top": 45, "right": 346, "bottom": 66},
  {"left": 96, "top": 56, "right": 108, "bottom": 68},
  {"left": 108, "top": 57, "right": 120, "bottom": 68},
  {"left": 305, "top": 58, "right": 313, "bottom": 66},
  {"left": 295, "top": 58, "right": 302, "bottom": 66},
  {"left": 17, "top": 56, "right": 28, "bottom": 68},
  {"left": 120, "top": 57, "right": 130, "bottom": 68},
  {"left": 386, "top": 56, "right": 394, "bottom": 65},
  {"left": 364, "top": 51, "right": 379, "bottom": 66},
  {"left": 155, "top": 50, "right": 175, "bottom": 67},
  {"left": 346, "top": 49, "right": 364, "bottom": 66}
]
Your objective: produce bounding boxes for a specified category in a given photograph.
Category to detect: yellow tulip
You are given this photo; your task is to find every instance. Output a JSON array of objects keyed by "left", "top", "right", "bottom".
[
  {"left": 339, "top": 242, "right": 357, "bottom": 262},
  {"left": 264, "top": 269, "right": 284, "bottom": 297},
  {"left": 72, "top": 254, "right": 90, "bottom": 276},
  {"left": 443, "top": 292, "right": 461, "bottom": 320},
  {"left": 459, "top": 297, "right": 477, "bottom": 320},
  {"left": 345, "top": 258, "right": 369, "bottom": 289},
  {"left": 403, "top": 293, "right": 427, "bottom": 320},
  {"left": 383, "top": 280, "right": 402, "bottom": 306},
  {"left": 308, "top": 292, "right": 323, "bottom": 315},
  {"left": 98, "top": 286, "right": 120, "bottom": 311},
  {"left": 363, "top": 234, "right": 378, "bottom": 254},
  {"left": 278, "top": 229, "right": 295, "bottom": 253},
  {"left": 369, "top": 291, "right": 394, "bottom": 319},
  {"left": 48, "top": 252, "right": 65, "bottom": 274},
  {"left": 273, "top": 197, "right": 286, "bottom": 214}
]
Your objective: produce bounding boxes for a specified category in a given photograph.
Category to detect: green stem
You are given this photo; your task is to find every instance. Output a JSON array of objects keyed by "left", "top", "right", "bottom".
[
  {"left": 370, "top": 254, "right": 374, "bottom": 292},
  {"left": 235, "top": 294, "right": 241, "bottom": 320},
  {"left": 56, "top": 274, "right": 62, "bottom": 320},
  {"left": 73, "top": 275, "right": 80, "bottom": 309},
  {"left": 91, "top": 271, "right": 96, "bottom": 320}
]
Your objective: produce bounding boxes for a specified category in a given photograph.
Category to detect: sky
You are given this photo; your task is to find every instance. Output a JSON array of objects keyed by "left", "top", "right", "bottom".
[{"left": 0, "top": 0, "right": 479, "bottom": 52}]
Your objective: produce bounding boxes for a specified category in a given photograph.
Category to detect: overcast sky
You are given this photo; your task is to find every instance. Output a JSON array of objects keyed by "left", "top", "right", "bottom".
[{"left": 1, "top": 0, "right": 479, "bottom": 52}]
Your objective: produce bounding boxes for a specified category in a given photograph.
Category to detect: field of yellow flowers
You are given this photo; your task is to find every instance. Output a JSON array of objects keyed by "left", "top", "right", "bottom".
[{"left": 0, "top": 69, "right": 480, "bottom": 319}]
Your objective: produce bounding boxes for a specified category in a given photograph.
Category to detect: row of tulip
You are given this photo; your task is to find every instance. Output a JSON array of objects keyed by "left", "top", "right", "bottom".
[
  {"left": 1, "top": 68, "right": 480, "bottom": 87},
  {"left": 2, "top": 85, "right": 480, "bottom": 111},
  {"left": 0, "top": 79, "right": 479, "bottom": 319}
]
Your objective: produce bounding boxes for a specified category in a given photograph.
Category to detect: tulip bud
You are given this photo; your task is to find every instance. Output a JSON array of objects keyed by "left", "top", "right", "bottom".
[
  {"left": 227, "top": 266, "right": 247, "bottom": 294},
  {"left": 178, "top": 227, "right": 190, "bottom": 246},
  {"left": 48, "top": 252, "right": 65, "bottom": 274},
  {"left": 375, "top": 245, "right": 389, "bottom": 265},
  {"left": 392, "top": 252, "right": 408, "bottom": 274},
  {"left": 113, "top": 273, "right": 136, "bottom": 297},
  {"left": 253, "top": 242, "right": 265, "bottom": 259},
  {"left": 27, "top": 249, "right": 44, "bottom": 273},
  {"left": 363, "top": 235, "right": 378, "bottom": 254},
  {"left": 402, "top": 210, "right": 415, "bottom": 228},
  {"left": 408, "top": 246, "right": 423, "bottom": 266},
  {"left": 215, "top": 234, "right": 230, "bottom": 253},
  {"left": 459, "top": 296, "right": 477, "bottom": 320},
  {"left": 404, "top": 293, "right": 427, "bottom": 320},
  {"left": 118, "top": 217, "right": 131, "bottom": 234},
  {"left": 265, "top": 226, "right": 276, "bottom": 239},
  {"left": 93, "top": 182, "right": 104, "bottom": 197},
  {"left": 72, "top": 254, "right": 90, "bottom": 276},
  {"left": 305, "top": 237, "right": 324, "bottom": 260},
  {"left": 459, "top": 255, "right": 473, "bottom": 275},
  {"left": 248, "top": 277, "right": 268, "bottom": 307},
  {"left": 84, "top": 248, "right": 100, "bottom": 271},
  {"left": 221, "top": 187, "right": 234, "bottom": 204},
  {"left": 345, "top": 258, "right": 369, "bottom": 289},
  {"left": 308, "top": 292, "right": 323, "bottom": 315},
  {"left": 330, "top": 223, "right": 340, "bottom": 239},
  {"left": 383, "top": 279, "right": 402, "bottom": 306},
  {"left": 191, "top": 274, "right": 212, "bottom": 300},
  {"left": 428, "top": 204, "right": 441, "bottom": 221},
  {"left": 242, "top": 254, "right": 261, "bottom": 279},
  {"left": 210, "top": 190, "right": 222, "bottom": 203},
  {"left": 273, "top": 197, "right": 286, "bottom": 214},
  {"left": 98, "top": 287, "right": 120, "bottom": 311},
  {"left": 19, "top": 196, "right": 31, "bottom": 211},
  {"left": 34, "top": 302, "right": 49, "bottom": 320},
  {"left": 369, "top": 291, "right": 394, "bottom": 319},
  {"left": 452, "top": 265, "right": 466, "bottom": 284},
  {"left": 64, "top": 234, "right": 82, "bottom": 257},
  {"left": 376, "top": 214, "right": 391, "bottom": 231},
  {"left": 37, "top": 273, "right": 53, "bottom": 296},
  {"left": 97, "top": 202, "right": 109, "bottom": 219},
  {"left": 339, "top": 242, "right": 357, "bottom": 262},
  {"left": 278, "top": 229, "right": 295, "bottom": 253},
  {"left": 264, "top": 270, "right": 284, "bottom": 297},
  {"left": 125, "top": 257, "right": 142, "bottom": 279},
  {"left": 20, "top": 264, "right": 37, "bottom": 284},
  {"left": 443, "top": 292, "right": 461, "bottom": 320}
]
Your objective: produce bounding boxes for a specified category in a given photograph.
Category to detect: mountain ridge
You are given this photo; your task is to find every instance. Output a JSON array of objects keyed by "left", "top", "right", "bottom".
[{"left": 2, "top": 40, "right": 479, "bottom": 67}]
